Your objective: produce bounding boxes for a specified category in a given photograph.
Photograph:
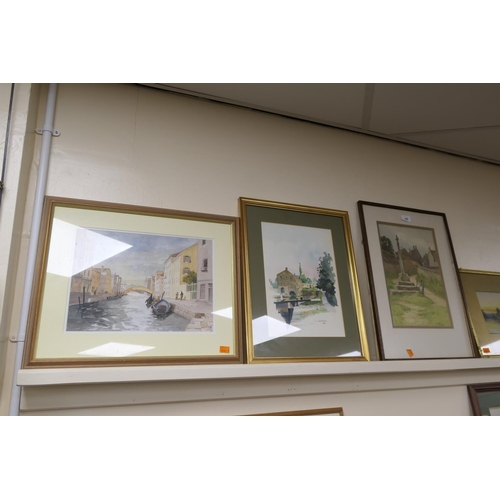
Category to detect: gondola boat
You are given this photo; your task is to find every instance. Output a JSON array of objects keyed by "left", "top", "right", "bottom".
[
  {"left": 145, "top": 293, "right": 154, "bottom": 308},
  {"left": 152, "top": 298, "right": 172, "bottom": 319}
]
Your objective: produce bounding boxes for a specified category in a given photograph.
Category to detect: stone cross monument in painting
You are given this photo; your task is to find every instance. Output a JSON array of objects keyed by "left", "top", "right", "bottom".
[
  {"left": 392, "top": 234, "right": 421, "bottom": 295},
  {"left": 395, "top": 235, "right": 410, "bottom": 282}
]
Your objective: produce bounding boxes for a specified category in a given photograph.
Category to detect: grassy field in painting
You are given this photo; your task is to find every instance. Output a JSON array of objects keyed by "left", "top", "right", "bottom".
[{"left": 385, "top": 272, "right": 452, "bottom": 328}]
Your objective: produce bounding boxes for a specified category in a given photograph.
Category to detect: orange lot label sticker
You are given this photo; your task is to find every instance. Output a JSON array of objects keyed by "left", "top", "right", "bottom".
[
  {"left": 483, "top": 347, "right": 491, "bottom": 354},
  {"left": 219, "top": 346, "right": 230, "bottom": 354},
  {"left": 406, "top": 349, "right": 414, "bottom": 357}
]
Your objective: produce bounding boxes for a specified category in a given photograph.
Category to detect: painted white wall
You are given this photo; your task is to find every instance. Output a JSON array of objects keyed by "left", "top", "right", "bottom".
[
  {"left": 3, "top": 83, "right": 500, "bottom": 415},
  {"left": 0, "top": 84, "right": 40, "bottom": 415}
]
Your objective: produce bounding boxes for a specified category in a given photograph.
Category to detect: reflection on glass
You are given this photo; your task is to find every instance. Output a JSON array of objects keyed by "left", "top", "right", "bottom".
[
  {"left": 252, "top": 315, "right": 301, "bottom": 346},
  {"left": 78, "top": 342, "right": 156, "bottom": 357},
  {"left": 47, "top": 219, "right": 132, "bottom": 277},
  {"left": 480, "top": 339, "right": 500, "bottom": 355},
  {"left": 212, "top": 307, "right": 232, "bottom": 319}
]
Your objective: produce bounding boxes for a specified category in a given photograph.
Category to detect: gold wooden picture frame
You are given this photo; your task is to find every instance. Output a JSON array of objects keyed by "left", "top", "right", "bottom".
[
  {"left": 252, "top": 407, "right": 344, "bottom": 416},
  {"left": 240, "top": 197, "right": 369, "bottom": 364},
  {"left": 24, "top": 196, "right": 242, "bottom": 367},
  {"left": 460, "top": 269, "right": 500, "bottom": 357}
]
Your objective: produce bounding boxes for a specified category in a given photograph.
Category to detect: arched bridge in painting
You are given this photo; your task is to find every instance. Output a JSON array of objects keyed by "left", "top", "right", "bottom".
[{"left": 122, "top": 286, "right": 153, "bottom": 295}]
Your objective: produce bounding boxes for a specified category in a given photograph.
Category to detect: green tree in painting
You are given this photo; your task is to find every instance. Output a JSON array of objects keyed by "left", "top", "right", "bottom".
[
  {"left": 316, "top": 252, "right": 338, "bottom": 307},
  {"left": 298, "top": 262, "right": 312, "bottom": 284},
  {"left": 380, "top": 235, "right": 395, "bottom": 256},
  {"left": 182, "top": 270, "right": 197, "bottom": 284}
]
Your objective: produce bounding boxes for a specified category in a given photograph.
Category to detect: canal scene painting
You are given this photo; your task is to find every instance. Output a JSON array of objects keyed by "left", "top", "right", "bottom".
[
  {"left": 259, "top": 222, "right": 346, "bottom": 341},
  {"left": 476, "top": 291, "right": 500, "bottom": 334},
  {"left": 377, "top": 222, "right": 453, "bottom": 328},
  {"left": 65, "top": 226, "right": 214, "bottom": 333}
]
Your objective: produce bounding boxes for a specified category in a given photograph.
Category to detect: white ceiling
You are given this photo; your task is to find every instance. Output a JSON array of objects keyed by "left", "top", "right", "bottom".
[{"left": 144, "top": 84, "right": 500, "bottom": 166}]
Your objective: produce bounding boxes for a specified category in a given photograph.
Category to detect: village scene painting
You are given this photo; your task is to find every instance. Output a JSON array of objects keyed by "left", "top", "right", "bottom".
[
  {"left": 475, "top": 291, "right": 500, "bottom": 334},
  {"left": 260, "top": 222, "right": 346, "bottom": 340},
  {"left": 377, "top": 222, "right": 453, "bottom": 328},
  {"left": 65, "top": 227, "right": 214, "bottom": 333}
]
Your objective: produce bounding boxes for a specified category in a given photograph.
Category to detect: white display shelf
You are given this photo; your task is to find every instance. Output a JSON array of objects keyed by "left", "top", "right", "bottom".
[{"left": 17, "top": 357, "right": 500, "bottom": 386}]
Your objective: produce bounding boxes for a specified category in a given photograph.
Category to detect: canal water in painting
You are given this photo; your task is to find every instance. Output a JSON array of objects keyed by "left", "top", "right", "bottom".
[{"left": 66, "top": 292, "right": 190, "bottom": 332}]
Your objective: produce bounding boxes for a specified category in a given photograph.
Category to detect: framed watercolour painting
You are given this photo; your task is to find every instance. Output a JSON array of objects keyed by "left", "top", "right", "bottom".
[
  {"left": 240, "top": 197, "right": 369, "bottom": 364},
  {"left": 358, "top": 201, "right": 476, "bottom": 360},
  {"left": 23, "top": 197, "right": 241, "bottom": 367},
  {"left": 460, "top": 269, "right": 500, "bottom": 357},
  {"left": 467, "top": 383, "right": 500, "bottom": 416}
]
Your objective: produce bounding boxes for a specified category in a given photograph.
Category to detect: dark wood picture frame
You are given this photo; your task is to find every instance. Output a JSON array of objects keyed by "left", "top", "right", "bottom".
[
  {"left": 358, "top": 200, "right": 477, "bottom": 360},
  {"left": 467, "top": 383, "right": 500, "bottom": 416}
]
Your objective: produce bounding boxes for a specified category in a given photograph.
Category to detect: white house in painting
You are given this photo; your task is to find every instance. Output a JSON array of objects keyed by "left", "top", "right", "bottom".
[
  {"left": 197, "top": 239, "right": 213, "bottom": 303},
  {"left": 163, "top": 243, "right": 198, "bottom": 299}
]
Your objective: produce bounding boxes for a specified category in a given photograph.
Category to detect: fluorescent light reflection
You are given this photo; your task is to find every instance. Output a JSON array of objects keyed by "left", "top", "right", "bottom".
[
  {"left": 252, "top": 315, "right": 301, "bottom": 345},
  {"left": 482, "top": 339, "right": 500, "bottom": 356},
  {"left": 47, "top": 219, "right": 132, "bottom": 277},
  {"left": 338, "top": 351, "right": 361, "bottom": 357},
  {"left": 212, "top": 307, "right": 232, "bottom": 319},
  {"left": 78, "top": 342, "right": 155, "bottom": 357}
]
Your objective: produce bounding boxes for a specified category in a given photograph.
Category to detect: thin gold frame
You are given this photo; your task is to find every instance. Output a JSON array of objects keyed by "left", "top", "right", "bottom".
[
  {"left": 23, "top": 196, "right": 242, "bottom": 368},
  {"left": 460, "top": 269, "right": 500, "bottom": 357},
  {"left": 240, "top": 197, "right": 369, "bottom": 364},
  {"left": 251, "top": 407, "right": 344, "bottom": 416}
]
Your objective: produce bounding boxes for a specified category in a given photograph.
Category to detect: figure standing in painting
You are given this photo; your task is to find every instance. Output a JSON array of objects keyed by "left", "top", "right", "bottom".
[
  {"left": 176, "top": 292, "right": 179, "bottom": 300},
  {"left": 180, "top": 291, "right": 184, "bottom": 300}
]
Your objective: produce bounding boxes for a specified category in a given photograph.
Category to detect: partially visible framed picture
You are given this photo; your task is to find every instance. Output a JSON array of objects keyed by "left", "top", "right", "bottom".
[
  {"left": 252, "top": 407, "right": 344, "bottom": 416},
  {"left": 467, "top": 383, "right": 500, "bottom": 416},
  {"left": 460, "top": 269, "right": 500, "bottom": 357},
  {"left": 24, "top": 197, "right": 241, "bottom": 367},
  {"left": 358, "top": 201, "right": 476, "bottom": 360},
  {"left": 240, "top": 197, "right": 370, "bottom": 363}
]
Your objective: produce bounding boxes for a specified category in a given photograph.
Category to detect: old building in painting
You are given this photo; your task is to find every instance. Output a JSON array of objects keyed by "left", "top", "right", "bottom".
[
  {"left": 154, "top": 271, "right": 164, "bottom": 298},
  {"left": 409, "top": 246, "right": 423, "bottom": 265},
  {"left": 163, "top": 243, "right": 198, "bottom": 300},
  {"left": 112, "top": 274, "right": 122, "bottom": 296},
  {"left": 197, "top": 239, "right": 213, "bottom": 303},
  {"left": 163, "top": 252, "right": 180, "bottom": 299},
  {"left": 70, "top": 268, "right": 92, "bottom": 294},
  {"left": 423, "top": 247, "right": 439, "bottom": 268},
  {"left": 277, "top": 267, "right": 303, "bottom": 298},
  {"left": 90, "top": 266, "right": 113, "bottom": 295}
]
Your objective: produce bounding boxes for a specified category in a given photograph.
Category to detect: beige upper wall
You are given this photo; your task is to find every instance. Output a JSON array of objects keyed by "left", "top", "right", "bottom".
[{"left": 46, "top": 83, "right": 499, "bottom": 268}]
